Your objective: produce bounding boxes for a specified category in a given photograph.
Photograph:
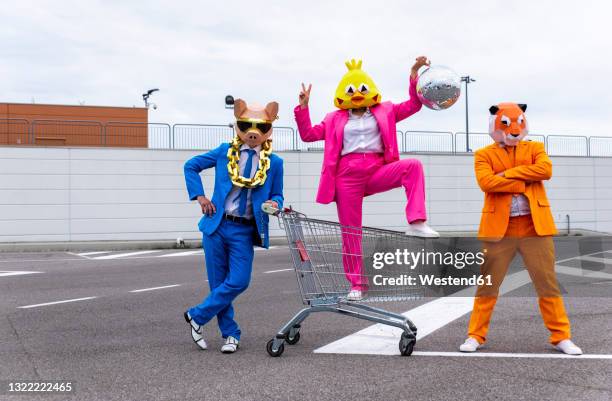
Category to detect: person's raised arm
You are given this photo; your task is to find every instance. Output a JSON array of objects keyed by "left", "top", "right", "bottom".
[
  {"left": 294, "top": 83, "right": 325, "bottom": 142},
  {"left": 393, "top": 56, "right": 429, "bottom": 122}
]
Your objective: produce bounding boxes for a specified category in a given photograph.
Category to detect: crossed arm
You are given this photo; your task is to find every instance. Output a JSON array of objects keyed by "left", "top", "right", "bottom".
[
  {"left": 502, "top": 143, "right": 553, "bottom": 182},
  {"left": 475, "top": 143, "right": 553, "bottom": 193}
]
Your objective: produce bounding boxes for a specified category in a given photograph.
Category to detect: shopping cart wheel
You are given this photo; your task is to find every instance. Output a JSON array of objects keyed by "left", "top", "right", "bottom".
[
  {"left": 286, "top": 331, "right": 300, "bottom": 345},
  {"left": 266, "top": 339, "right": 285, "bottom": 357},
  {"left": 399, "top": 332, "right": 416, "bottom": 356}
]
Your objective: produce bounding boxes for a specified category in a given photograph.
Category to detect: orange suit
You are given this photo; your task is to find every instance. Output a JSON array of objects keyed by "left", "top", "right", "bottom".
[{"left": 467, "top": 140, "right": 572, "bottom": 345}]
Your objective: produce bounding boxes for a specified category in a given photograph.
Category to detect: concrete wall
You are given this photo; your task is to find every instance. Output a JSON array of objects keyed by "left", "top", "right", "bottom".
[{"left": 1, "top": 146, "right": 611, "bottom": 243}]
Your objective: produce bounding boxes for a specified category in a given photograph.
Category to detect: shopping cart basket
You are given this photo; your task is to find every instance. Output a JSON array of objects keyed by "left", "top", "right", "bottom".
[{"left": 265, "top": 207, "right": 426, "bottom": 357}]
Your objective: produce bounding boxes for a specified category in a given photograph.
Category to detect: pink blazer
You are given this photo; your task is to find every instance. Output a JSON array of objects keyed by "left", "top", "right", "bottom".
[{"left": 294, "top": 76, "right": 423, "bottom": 204}]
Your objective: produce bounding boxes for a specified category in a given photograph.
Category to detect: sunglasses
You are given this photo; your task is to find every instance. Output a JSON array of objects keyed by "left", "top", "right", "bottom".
[{"left": 236, "top": 119, "right": 272, "bottom": 134}]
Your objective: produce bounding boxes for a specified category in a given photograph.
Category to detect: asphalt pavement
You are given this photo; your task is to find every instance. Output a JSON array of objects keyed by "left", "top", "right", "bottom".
[{"left": 1, "top": 241, "right": 611, "bottom": 401}]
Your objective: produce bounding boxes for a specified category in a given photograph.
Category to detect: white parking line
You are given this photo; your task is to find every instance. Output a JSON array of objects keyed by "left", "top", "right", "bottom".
[
  {"left": 255, "top": 246, "right": 280, "bottom": 251},
  {"left": 412, "top": 351, "right": 612, "bottom": 360},
  {"left": 574, "top": 255, "right": 612, "bottom": 265},
  {"left": 92, "top": 250, "right": 161, "bottom": 260},
  {"left": 315, "top": 250, "right": 612, "bottom": 356},
  {"left": 18, "top": 297, "right": 97, "bottom": 309},
  {"left": 129, "top": 284, "right": 181, "bottom": 293},
  {"left": 315, "top": 270, "right": 532, "bottom": 355},
  {"left": 263, "top": 268, "right": 294, "bottom": 274},
  {"left": 0, "top": 270, "right": 43, "bottom": 277},
  {"left": 556, "top": 264, "right": 612, "bottom": 280},
  {"left": 157, "top": 250, "right": 202, "bottom": 258},
  {"left": 76, "top": 251, "right": 112, "bottom": 257}
]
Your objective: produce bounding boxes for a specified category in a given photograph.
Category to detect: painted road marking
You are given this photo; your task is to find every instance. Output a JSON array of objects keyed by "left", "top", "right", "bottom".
[
  {"left": 574, "top": 255, "right": 612, "bottom": 265},
  {"left": 315, "top": 270, "right": 532, "bottom": 355},
  {"left": 76, "top": 251, "right": 112, "bottom": 257},
  {"left": 255, "top": 246, "right": 280, "bottom": 251},
  {"left": 92, "top": 250, "right": 161, "bottom": 260},
  {"left": 0, "top": 270, "right": 43, "bottom": 277},
  {"left": 315, "top": 249, "right": 612, "bottom": 356},
  {"left": 18, "top": 297, "right": 97, "bottom": 309},
  {"left": 556, "top": 265, "right": 612, "bottom": 280},
  {"left": 263, "top": 268, "right": 294, "bottom": 274},
  {"left": 129, "top": 284, "right": 181, "bottom": 293},
  {"left": 411, "top": 351, "right": 612, "bottom": 360},
  {"left": 158, "top": 250, "right": 202, "bottom": 258}
]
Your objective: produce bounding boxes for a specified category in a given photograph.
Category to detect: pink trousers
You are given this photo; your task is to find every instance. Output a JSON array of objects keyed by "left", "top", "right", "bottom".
[{"left": 335, "top": 153, "right": 427, "bottom": 291}]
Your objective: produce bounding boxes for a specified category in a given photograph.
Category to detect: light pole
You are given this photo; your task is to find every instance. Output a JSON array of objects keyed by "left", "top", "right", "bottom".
[
  {"left": 142, "top": 88, "right": 159, "bottom": 109},
  {"left": 460, "top": 76, "right": 475, "bottom": 152}
]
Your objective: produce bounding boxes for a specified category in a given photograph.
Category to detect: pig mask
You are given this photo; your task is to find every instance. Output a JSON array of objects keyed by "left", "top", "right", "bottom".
[{"left": 233, "top": 99, "right": 279, "bottom": 148}]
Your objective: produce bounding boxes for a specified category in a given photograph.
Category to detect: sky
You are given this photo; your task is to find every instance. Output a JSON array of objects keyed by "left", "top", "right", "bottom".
[{"left": 1, "top": 0, "right": 611, "bottom": 136}]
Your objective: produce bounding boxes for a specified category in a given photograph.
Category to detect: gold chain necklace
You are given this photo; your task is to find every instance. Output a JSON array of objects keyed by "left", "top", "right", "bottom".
[{"left": 226, "top": 136, "right": 272, "bottom": 188}]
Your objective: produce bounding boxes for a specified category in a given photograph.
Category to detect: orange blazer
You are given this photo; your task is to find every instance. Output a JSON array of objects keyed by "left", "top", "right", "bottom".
[{"left": 475, "top": 141, "right": 557, "bottom": 239}]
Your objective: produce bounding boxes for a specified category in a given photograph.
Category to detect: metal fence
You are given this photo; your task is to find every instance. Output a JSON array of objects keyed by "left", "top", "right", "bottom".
[
  {"left": 1, "top": 119, "right": 610, "bottom": 157},
  {"left": 546, "top": 135, "right": 589, "bottom": 157},
  {"left": 31, "top": 119, "right": 104, "bottom": 146},
  {"left": 0, "top": 118, "right": 30, "bottom": 145},
  {"left": 404, "top": 131, "right": 454, "bottom": 153}
]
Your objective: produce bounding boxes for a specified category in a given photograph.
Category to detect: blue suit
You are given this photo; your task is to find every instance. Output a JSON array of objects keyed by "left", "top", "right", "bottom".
[{"left": 184, "top": 143, "right": 284, "bottom": 340}]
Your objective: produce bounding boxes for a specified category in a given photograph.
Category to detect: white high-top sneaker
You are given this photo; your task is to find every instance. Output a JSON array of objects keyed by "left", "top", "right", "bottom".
[
  {"left": 406, "top": 221, "right": 440, "bottom": 238},
  {"left": 554, "top": 339, "right": 583, "bottom": 355}
]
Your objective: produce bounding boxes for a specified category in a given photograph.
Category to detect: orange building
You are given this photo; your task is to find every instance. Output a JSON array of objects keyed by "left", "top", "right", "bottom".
[{"left": 0, "top": 103, "right": 149, "bottom": 147}]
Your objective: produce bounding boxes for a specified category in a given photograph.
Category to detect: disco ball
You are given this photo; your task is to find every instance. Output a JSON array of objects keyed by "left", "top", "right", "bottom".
[{"left": 416, "top": 65, "right": 461, "bottom": 110}]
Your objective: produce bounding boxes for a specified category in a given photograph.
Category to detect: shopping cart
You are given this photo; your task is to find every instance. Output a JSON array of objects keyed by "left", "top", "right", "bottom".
[{"left": 264, "top": 207, "right": 425, "bottom": 357}]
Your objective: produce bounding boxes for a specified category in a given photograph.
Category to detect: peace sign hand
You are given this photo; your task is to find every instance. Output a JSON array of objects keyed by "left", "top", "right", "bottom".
[{"left": 299, "top": 83, "right": 312, "bottom": 109}]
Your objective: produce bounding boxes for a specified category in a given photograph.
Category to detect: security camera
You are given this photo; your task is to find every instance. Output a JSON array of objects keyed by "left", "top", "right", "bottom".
[{"left": 225, "top": 95, "right": 234, "bottom": 109}]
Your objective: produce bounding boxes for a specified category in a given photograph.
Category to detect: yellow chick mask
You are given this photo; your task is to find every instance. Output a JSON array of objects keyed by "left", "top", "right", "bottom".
[{"left": 334, "top": 59, "right": 381, "bottom": 109}]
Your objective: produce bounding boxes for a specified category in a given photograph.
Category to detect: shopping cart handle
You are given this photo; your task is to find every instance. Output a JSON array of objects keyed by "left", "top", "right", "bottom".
[{"left": 261, "top": 202, "right": 280, "bottom": 216}]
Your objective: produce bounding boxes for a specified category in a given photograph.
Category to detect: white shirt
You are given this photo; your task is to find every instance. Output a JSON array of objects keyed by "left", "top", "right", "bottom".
[
  {"left": 225, "top": 144, "right": 261, "bottom": 219},
  {"left": 341, "top": 108, "right": 384, "bottom": 155},
  {"left": 498, "top": 144, "right": 531, "bottom": 217},
  {"left": 510, "top": 194, "right": 531, "bottom": 217}
]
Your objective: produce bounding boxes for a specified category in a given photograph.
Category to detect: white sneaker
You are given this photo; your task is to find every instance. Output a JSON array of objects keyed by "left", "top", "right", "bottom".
[
  {"left": 221, "top": 336, "right": 239, "bottom": 353},
  {"left": 406, "top": 222, "right": 440, "bottom": 238},
  {"left": 184, "top": 311, "right": 207, "bottom": 350},
  {"left": 346, "top": 289, "right": 364, "bottom": 301},
  {"left": 459, "top": 337, "right": 481, "bottom": 352},
  {"left": 554, "top": 339, "right": 583, "bottom": 355}
]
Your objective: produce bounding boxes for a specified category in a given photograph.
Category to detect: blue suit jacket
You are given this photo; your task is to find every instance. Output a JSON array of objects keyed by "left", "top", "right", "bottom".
[{"left": 184, "top": 143, "right": 284, "bottom": 248}]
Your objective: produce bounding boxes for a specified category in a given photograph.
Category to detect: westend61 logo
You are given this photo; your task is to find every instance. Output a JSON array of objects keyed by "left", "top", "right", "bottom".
[{"left": 371, "top": 249, "right": 491, "bottom": 288}]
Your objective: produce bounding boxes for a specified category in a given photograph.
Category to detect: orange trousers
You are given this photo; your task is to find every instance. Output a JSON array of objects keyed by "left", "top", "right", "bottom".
[{"left": 467, "top": 215, "right": 571, "bottom": 344}]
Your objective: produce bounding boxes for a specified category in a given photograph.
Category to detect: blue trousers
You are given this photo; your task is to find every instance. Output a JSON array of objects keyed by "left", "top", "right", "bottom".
[{"left": 188, "top": 219, "right": 254, "bottom": 340}]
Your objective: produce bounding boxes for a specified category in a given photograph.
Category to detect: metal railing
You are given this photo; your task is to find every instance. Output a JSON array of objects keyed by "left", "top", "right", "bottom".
[
  {"left": 173, "top": 124, "right": 233, "bottom": 150},
  {"left": 106, "top": 122, "right": 171, "bottom": 148},
  {"left": 1, "top": 118, "right": 611, "bottom": 157},
  {"left": 404, "top": 131, "right": 454, "bottom": 153},
  {"left": 589, "top": 136, "right": 612, "bottom": 157},
  {"left": 546, "top": 135, "right": 589, "bottom": 157},
  {"left": 31, "top": 119, "right": 104, "bottom": 146},
  {"left": 0, "top": 118, "right": 30, "bottom": 145}
]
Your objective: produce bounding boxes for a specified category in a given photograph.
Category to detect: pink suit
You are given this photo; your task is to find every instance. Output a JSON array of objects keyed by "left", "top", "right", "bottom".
[{"left": 294, "top": 76, "right": 427, "bottom": 291}]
